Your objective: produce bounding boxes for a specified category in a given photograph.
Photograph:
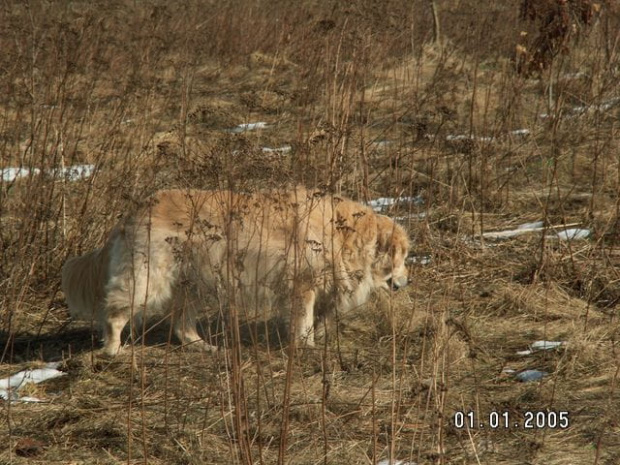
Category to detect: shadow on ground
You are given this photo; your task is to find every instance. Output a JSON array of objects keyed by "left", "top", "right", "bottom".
[{"left": 0, "top": 314, "right": 292, "bottom": 364}]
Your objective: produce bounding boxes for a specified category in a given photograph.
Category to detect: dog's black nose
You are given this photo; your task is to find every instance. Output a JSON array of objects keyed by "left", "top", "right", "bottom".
[{"left": 387, "top": 277, "right": 408, "bottom": 290}]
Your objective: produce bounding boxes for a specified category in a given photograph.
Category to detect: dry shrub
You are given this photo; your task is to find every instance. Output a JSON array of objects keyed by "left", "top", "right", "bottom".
[{"left": 1, "top": 1, "right": 620, "bottom": 464}]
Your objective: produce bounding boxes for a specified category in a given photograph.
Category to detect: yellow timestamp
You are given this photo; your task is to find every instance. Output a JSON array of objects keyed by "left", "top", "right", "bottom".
[{"left": 453, "top": 410, "right": 570, "bottom": 430}]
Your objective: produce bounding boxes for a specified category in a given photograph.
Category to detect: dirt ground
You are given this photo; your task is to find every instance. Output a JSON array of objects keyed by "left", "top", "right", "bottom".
[{"left": 1, "top": 1, "right": 619, "bottom": 464}]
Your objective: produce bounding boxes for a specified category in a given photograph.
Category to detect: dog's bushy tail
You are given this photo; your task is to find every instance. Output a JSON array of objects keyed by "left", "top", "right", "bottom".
[{"left": 61, "top": 227, "right": 121, "bottom": 322}]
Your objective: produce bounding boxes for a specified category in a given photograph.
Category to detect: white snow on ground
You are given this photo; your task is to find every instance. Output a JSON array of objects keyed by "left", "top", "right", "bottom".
[
  {"left": 510, "top": 128, "right": 531, "bottom": 137},
  {"left": 394, "top": 212, "right": 427, "bottom": 222},
  {"left": 367, "top": 196, "right": 424, "bottom": 212},
  {"left": 225, "top": 122, "right": 269, "bottom": 133},
  {"left": 407, "top": 254, "right": 432, "bottom": 266},
  {"left": 446, "top": 134, "right": 493, "bottom": 143},
  {"left": 2, "top": 164, "right": 95, "bottom": 183},
  {"left": 571, "top": 97, "right": 620, "bottom": 115},
  {"left": 560, "top": 72, "right": 588, "bottom": 81},
  {"left": 517, "top": 340, "right": 566, "bottom": 356},
  {"left": 482, "top": 224, "right": 546, "bottom": 240},
  {"left": 482, "top": 222, "right": 590, "bottom": 241},
  {"left": 0, "top": 362, "right": 66, "bottom": 402},
  {"left": 50, "top": 164, "right": 95, "bottom": 181},
  {"left": 377, "top": 460, "right": 417, "bottom": 465},
  {"left": 553, "top": 228, "right": 591, "bottom": 241},
  {"left": 516, "top": 370, "right": 548, "bottom": 382},
  {"left": 517, "top": 221, "right": 544, "bottom": 230},
  {"left": 261, "top": 145, "right": 292, "bottom": 153},
  {"left": 446, "top": 129, "right": 530, "bottom": 146},
  {"left": 1, "top": 167, "right": 41, "bottom": 182},
  {"left": 371, "top": 140, "right": 393, "bottom": 148},
  {"left": 540, "top": 97, "right": 620, "bottom": 119}
]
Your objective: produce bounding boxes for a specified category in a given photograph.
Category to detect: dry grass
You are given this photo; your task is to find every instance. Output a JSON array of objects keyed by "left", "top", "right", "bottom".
[{"left": 1, "top": 0, "right": 620, "bottom": 463}]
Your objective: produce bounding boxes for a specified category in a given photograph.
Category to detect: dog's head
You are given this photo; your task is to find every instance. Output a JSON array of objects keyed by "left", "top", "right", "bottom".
[{"left": 373, "top": 215, "right": 410, "bottom": 291}]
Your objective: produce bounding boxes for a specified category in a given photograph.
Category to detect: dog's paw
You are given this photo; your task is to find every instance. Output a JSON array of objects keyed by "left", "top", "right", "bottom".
[{"left": 181, "top": 339, "right": 219, "bottom": 353}]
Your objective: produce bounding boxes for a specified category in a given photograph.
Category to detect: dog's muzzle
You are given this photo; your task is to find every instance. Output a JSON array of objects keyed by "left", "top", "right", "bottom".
[{"left": 387, "top": 275, "right": 409, "bottom": 290}]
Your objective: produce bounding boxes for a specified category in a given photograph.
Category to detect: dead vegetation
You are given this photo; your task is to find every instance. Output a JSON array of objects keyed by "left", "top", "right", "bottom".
[{"left": 1, "top": 0, "right": 619, "bottom": 463}]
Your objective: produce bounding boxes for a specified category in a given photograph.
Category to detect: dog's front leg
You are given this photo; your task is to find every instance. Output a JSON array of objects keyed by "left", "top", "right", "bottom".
[
  {"left": 172, "top": 307, "right": 218, "bottom": 352},
  {"left": 296, "top": 289, "right": 316, "bottom": 347}
]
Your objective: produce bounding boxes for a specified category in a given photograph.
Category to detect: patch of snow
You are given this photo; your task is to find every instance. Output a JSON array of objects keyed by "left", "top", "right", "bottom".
[
  {"left": 531, "top": 340, "right": 566, "bottom": 350},
  {"left": 553, "top": 228, "right": 591, "bottom": 241},
  {"left": 1, "top": 167, "right": 41, "bottom": 182},
  {"left": 393, "top": 212, "right": 428, "bottom": 222},
  {"left": 515, "top": 370, "right": 548, "bottom": 382},
  {"left": 483, "top": 222, "right": 585, "bottom": 240},
  {"left": 50, "top": 164, "right": 95, "bottom": 181},
  {"left": 599, "top": 97, "right": 620, "bottom": 111},
  {"left": 541, "top": 97, "right": 620, "bottom": 120},
  {"left": 2, "top": 165, "right": 96, "bottom": 183},
  {"left": 226, "top": 122, "right": 269, "bottom": 133},
  {"left": 371, "top": 140, "right": 393, "bottom": 148},
  {"left": 407, "top": 254, "right": 431, "bottom": 266},
  {"left": 517, "top": 221, "right": 544, "bottom": 230},
  {"left": 377, "top": 460, "right": 417, "bottom": 465},
  {"left": 261, "top": 145, "right": 292, "bottom": 154},
  {"left": 0, "top": 362, "right": 66, "bottom": 402},
  {"left": 17, "top": 396, "right": 48, "bottom": 403},
  {"left": 572, "top": 97, "right": 620, "bottom": 115},
  {"left": 517, "top": 340, "right": 566, "bottom": 355},
  {"left": 446, "top": 134, "right": 493, "bottom": 143},
  {"left": 511, "top": 128, "right": 531, "bottom": 137},
  {"left": 482, "top": 226, "right": 541, "bottom": 240},
  {"left": 368, "top": 196, "right": 424, "bottom": 212},
  {"left": 571, "top": 105, "right": 588, "bottom": 115},
  {"left": 560, "top": 72, "right": 588, "bottom": 81}
]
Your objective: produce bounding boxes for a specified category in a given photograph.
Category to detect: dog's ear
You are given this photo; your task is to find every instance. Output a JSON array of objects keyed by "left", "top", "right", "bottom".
[
  {"left": 334, "top": 201, "right": 377, "bottom": 250},
  {"left": 353, "top": 208, "right": 378, "bottom": 246},
  {"left": 375, "top": 215, "right": 411, "bottom": 256},
  {"left": 375, "top": 214, "right": 396, "bottom": 253}
]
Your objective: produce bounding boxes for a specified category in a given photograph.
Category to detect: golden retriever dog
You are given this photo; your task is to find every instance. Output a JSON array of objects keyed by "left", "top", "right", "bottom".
[{"left": 62, "top": 187, "right": 410, "bottom": 355}]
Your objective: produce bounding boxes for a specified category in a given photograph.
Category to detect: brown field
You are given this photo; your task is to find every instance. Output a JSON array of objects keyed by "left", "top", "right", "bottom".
[{"left": 1, "top": 1, "right": 619, "bottom": 464}]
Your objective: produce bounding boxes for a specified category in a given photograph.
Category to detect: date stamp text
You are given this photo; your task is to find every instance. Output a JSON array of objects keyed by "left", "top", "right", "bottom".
[{"left": 453, "top": 410, "right": 570, "bottom": 430}]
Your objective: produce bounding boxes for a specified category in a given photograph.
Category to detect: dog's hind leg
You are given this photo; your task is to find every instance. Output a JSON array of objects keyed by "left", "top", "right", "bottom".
[
  {"left": 103, "top": 236, "right": 178, "bottom": 355},
  {"left": 100, "top": 309, "right": 131, "bottom": 356}
]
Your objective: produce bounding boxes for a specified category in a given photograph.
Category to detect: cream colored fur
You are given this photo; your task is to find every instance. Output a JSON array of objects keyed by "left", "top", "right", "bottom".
[{"left": 61, "top": 187, "right": 410, "bottom": 355}]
